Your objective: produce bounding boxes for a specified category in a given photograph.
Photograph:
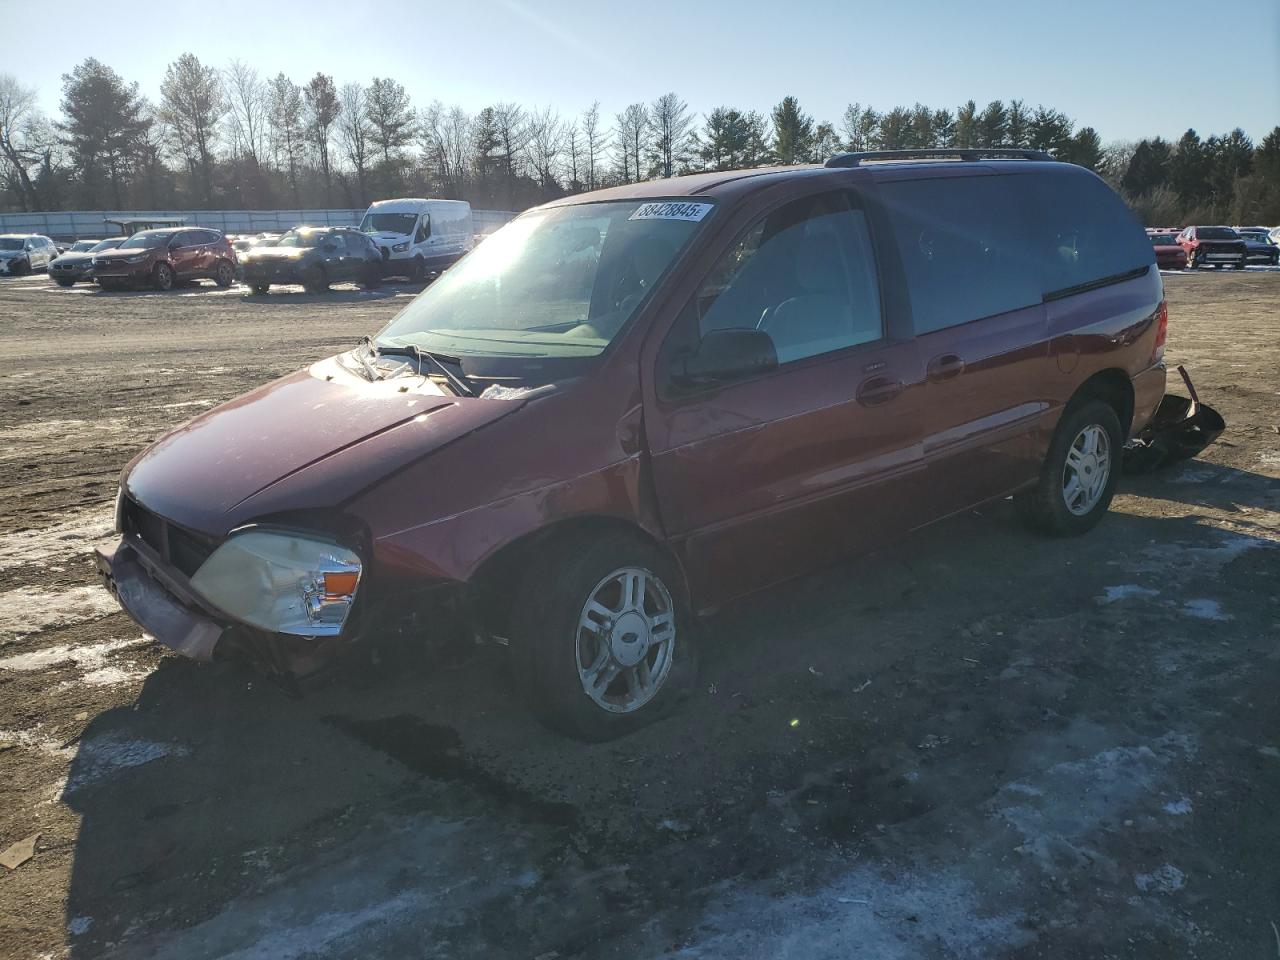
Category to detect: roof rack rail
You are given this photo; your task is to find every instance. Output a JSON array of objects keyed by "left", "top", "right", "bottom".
[{"left": 825, "top": 148, "right": 1054, "bottom": 168}]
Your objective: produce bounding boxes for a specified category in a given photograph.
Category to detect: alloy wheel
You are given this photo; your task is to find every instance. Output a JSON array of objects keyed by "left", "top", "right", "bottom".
[
  {"left": 1062, "top": 424, "right": 1111, "bottom": 516},
  {"left": 575, "top": 566, "right": 676, "bottom": 714}
]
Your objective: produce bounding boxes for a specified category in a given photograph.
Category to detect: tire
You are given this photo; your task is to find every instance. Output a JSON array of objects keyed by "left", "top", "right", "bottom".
[
  {"left": 250, "top": 283, "right": 270, "bottom": 295},
  {"left": 411, "top": 256, "right": 426, "bottom": 283},
  {"left": 1213, "top": 263, "right": 1223, "bottom": 270},
  {"left": 55, "top": 278, "right": 75, "bottom": 288},
  {"left": 152, "top": 263, "right": 174, "bottom": 291},
  {"left": 1015, "top": 398, "right": 1122, "bottom": 537},
  {"left": 508, "top": 531, "right": 696, "bottom": 741},
  {"left": 213, "top": 260, "right": 235, "bottom": 287},
  {"left": 12, "top": 258, "right": 29, "bottom": 276},
  {"left": 360, "top": 266, "right": 382, "bottom": 290}
]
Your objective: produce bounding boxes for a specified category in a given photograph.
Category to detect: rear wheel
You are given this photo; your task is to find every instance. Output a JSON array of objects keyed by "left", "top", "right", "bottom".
[
  {"left": 152, "top": 263, "right": 174, "bottom": 291},
  {"left": 360, "top": 264, "right": 382, "bottom": 289},
  {"left": 213, "top": 260, "right": 235, "bottom": 287},
  {"left": 509, "top": 531, "right": 695, "bottom": 741},
  {"left": 1016, "top": 399, "right": 1122, "bottom": 537}
]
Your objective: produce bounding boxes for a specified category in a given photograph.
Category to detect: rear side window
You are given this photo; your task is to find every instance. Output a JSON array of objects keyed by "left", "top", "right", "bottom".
[
  {"left": 1022, "top": 170, "right": 1152, "bottom": 296},
  {"left": 879, "top": 175, "right": 1042, "bottom": 334}
]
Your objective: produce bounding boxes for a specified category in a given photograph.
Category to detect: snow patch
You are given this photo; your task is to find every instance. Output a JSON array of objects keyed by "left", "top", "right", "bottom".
[
  {"left": 1135, "top": 864, "right": 1186, "bottom": 894},
  {"left": 0, "top": 505, "right": 115, "bottom": 571},
  {"left": 64, "top": 732, "right": 190, "bottom": 792},
  {"left": 0, "top": 635, "right": 147, "bottom": 672},
  {"left": 0, "top": 585, "right": 122, "bottom": 640},
  {"left": 1181, "top": 598, "right": 1231, "bottom": 621},
  {"left": 1162, "top": 797, "right": 1193, "bottom": 816},
  {"left": 1098, "top": 584, "right": 1159, "bottom": 604}
]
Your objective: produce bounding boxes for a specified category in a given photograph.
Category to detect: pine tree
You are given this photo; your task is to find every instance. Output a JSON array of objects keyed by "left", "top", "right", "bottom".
[
  {"left": 365, "top": 77, "right": 415, "bottom": 196},
  {"left": 57, "top": 59, "right": 149, "bottom": 207},
  {"left": 771, "top": 96, "right": 814, "bottom": 164}
]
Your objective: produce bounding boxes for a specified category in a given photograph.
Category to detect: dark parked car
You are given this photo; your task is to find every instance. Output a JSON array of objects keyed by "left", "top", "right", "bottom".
[
  {"left": 1235, "top": 228, "right": 1279, "bottom": 265},
  {"left": 1148, "top": 230, "right": 1185, "bottom": 270},
  {"left": 240, "top": 226, "right": 385, "bottom": 294},
  {"left": 49, "top": 237, "right": 126, "bottom": 286},
  {"left": 1177, "top": 225, "right": 1247, "bottom": 269},
  {"left": 97, "top": 151, "right": 1169, "bottom": 739},
  {"left": 92, "top": 227, "right": 237, "bottom": 291}
]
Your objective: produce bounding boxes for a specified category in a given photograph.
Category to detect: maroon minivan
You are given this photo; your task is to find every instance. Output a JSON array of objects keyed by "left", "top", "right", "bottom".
[{"left": 97, "top": 150, "right": 1168, "bottom": 739}]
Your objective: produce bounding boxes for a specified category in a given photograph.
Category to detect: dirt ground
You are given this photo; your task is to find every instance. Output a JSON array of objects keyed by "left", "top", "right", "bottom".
[{"left": 0, "top": 269, "right": 1276, "bottom": 960}]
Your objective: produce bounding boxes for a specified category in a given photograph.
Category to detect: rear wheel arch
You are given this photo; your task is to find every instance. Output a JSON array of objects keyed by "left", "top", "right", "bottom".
[{"left": 1069, "top": 368, "right": 1134, "bottom": 438}]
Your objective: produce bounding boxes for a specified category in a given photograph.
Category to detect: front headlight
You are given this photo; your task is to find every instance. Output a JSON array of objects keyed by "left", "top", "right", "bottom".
[
  {"left": 190, "top": 530, "right": 362, "bottom": 637},
  {"left": 125, "top": 254, "right": 147, "bottom": 263},
  {"left": 392, "top": 241, "right": 409, "bottom": 252}
]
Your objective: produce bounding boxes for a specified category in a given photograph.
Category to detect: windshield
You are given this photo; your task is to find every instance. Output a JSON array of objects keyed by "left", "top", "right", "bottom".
[
  {"left": 376, "top": 199, "right": 712, "bottom": 378},
  {"left": 361, "top": 212, "right": 417, "bottom": 235},
  {"left": 118, "top": 231, "right": 171, "bottom": 250},
  {"left": 0, "top": 239, "right": 22, "bottom": 251},
  {"left": 1197, "top": 227, "right": 1238, "bottom": 240},
  {"left": 70, "top": 240, "right": 96, "bottom": 252},
  {"left": 275, "top": 229, "right": 324, "bottom": 248},
  {"left": 1238, "top": 230, "right": 1267, "bottom": 241},
  {"left": 1150, "top": 235, "right": 1178, "bottom": 246},
  {"left": 90, "top": 239, "right": 120, "bottom": 252}
]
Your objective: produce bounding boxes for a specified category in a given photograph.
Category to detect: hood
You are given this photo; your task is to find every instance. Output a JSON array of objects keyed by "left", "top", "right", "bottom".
[
  {"left": 244, "top": 247, "right": 309, "bottom": 261},
  {"left": 95, "top": 248, "right": 157, "bottom": 261},
  {"left": 52, "top": 251, "right": 96, "bottom": 265},
  {"left": 124, "top": 354, "right": 526, "bottom": 536}
]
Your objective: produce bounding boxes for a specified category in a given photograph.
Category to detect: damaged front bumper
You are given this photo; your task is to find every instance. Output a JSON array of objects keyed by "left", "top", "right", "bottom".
[{"left": 95, "top": 538, "right": 365, "bottom": 683}]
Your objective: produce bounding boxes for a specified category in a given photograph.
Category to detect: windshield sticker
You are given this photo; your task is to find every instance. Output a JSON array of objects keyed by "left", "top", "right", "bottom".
[{"left": 628, "top": 201, "right": 713, "bottom": 222}]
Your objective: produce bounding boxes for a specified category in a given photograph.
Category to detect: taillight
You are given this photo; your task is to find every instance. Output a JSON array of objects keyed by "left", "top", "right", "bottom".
[{"left": 1153, "top": 300, "right": 1168, "bottom": 362}]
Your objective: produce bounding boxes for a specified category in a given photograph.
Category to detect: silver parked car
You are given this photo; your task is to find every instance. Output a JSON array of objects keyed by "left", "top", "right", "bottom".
[{"left": 0, "top": 234, "right": 58, "bottom": 275}]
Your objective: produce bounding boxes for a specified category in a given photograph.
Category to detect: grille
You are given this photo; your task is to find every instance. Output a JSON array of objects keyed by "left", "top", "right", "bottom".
[{"left": 122, "top": 497, "right": 217, "bottom": 578}]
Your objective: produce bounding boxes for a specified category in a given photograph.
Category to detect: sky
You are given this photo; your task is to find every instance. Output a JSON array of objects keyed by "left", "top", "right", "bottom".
[{"left": 7, "top": 0, "right": 1279, "bottom": 146}]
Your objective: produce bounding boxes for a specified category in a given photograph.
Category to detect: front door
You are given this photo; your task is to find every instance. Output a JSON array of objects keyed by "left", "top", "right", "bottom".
[{"left": 645, "top": 189, "right": 926, "bottom": 612}]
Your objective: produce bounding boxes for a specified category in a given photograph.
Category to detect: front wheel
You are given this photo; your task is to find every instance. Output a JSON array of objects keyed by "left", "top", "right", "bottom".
[
  {"left": 303, "top": 266, "right": 328, "bottom": 293},
  {"left": 152, "top": 263, "right": 174, "bottom": 291},
  {"left": 213, "top": 260, "right": 235, "bottom": 287},
  {"left": 55, "top": 278, "right": 75, "bottom": 288},
  {"left": 1016, "top": 399, "right": 1122, "bottom": 537},
  {"left": 410, "top": 256, "right": 426, "bottom": 283},
  {"left": 509, "top": 532, "right": 695, "bottom": 741},
  {"left": 250, "top": 283, "right": 270, "bottom": 295}
]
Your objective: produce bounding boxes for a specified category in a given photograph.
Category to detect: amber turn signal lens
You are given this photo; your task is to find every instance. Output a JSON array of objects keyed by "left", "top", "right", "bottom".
[{"left": 323, "top": 571, "right": 359, "bottom": 597}]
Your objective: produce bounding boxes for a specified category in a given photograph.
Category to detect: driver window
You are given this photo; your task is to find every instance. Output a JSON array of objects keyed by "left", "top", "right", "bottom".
[
  {"left": 416, "top": 216, "right": 431, "bottom": 243},
  {"left": 695, "top": 193, "right": 883, "bottom": 364}
]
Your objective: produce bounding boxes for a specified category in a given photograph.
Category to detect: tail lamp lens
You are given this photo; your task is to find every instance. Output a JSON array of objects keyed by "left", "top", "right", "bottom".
[{"left": 1153, "top": 300, "right": 1168, "bottom": 361}]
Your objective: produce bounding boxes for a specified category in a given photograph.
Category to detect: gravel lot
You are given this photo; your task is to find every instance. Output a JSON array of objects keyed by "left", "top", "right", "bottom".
[{"left": 0, "top": 270, "right": 1277, "bottom": 960}]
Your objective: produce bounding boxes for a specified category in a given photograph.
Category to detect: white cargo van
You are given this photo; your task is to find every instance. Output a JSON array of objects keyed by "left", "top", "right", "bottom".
[{"left": 359, "top": 199, "right": 474, "bottom": 280}]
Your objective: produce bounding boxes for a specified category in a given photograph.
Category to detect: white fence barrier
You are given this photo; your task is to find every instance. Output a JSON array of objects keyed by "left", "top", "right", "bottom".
[{"left": 0, "top": 207, "right": 517, "bottom": 239}]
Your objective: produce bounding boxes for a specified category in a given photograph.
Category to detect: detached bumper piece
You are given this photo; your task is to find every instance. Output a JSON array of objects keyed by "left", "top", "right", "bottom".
[
  {"left": 1124, "top": 366, "right": 1225, "bottom": 474},
  {"left": 95, "top": 540, "right": 223, "bottom": 660}
]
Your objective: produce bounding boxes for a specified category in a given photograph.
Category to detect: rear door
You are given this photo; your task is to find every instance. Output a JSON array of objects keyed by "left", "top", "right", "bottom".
[
  {"left": 876, "top": 170, "right": 1051, "bottom": 520},
  {"left": 645, "top": 187, "right": 926, "bottom": 611}
]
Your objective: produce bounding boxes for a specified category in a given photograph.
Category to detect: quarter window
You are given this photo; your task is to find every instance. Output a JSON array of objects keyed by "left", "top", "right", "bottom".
[{"left": 692, "top": 193, "right": 883, "bottom": 365}]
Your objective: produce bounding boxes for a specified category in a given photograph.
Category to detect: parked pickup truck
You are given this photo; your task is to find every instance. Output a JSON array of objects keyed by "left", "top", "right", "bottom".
[{"left": 1177, "top": 225, "right": 1247, "bottom": 270}]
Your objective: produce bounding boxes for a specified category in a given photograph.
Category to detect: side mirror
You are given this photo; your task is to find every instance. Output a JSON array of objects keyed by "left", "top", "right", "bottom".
[{"left": 674, "top": 328, "right": 778, "bottom": 386}]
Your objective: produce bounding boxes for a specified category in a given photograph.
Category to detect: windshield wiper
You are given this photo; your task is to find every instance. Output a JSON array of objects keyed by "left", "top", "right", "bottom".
[{"left": 361, "top": 337, "right": 475, "bottom": 397}]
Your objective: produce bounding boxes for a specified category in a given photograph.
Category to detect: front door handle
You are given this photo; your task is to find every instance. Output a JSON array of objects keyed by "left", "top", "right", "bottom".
[
  {"left": 927, "top": 353, "right": 966, "bottom": 382},
  {"left": 857, "top": 375, "right": 905, "bottom": 407}
]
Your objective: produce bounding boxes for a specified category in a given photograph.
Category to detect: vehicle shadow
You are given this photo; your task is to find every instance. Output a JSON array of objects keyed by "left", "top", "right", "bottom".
[
  {"left": 59, "top": 475, "right": 1278, "bottom": 957},
  {"left": 1119, "top": 458, "right": 1279, "bottom": 515}
]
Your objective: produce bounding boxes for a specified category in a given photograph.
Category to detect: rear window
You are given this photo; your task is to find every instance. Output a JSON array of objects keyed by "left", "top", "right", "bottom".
[
  {"left": 881, "top": 168, "right": 1153, "bottom": 333},
  {"left": 1150, "top": 235, "right": 1178, "bottom": 246},
  {"left": 1196, "top": 227, "right": 1238, "bottom": 240}
]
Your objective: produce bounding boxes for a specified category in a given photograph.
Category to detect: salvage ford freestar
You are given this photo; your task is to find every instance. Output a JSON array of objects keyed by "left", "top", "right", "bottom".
[{"left": 98, "top": 149, "right": 1169, "bottom": 740}]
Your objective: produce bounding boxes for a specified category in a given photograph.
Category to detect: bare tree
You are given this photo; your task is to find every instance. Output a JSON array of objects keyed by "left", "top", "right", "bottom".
[
  {"left": 581, "top": 101, "right": 605, "bottom": 190},
  {"left": 524, "top": 106, "right": 564, "bottom": 195},
  {"left": 224, "top": 60, "right": 268, "bottom": 167},
  {"left": 648, "top": 92, "right": 694, "bottom": 178},
  {"left": 158, "top": 53, "right": 225, "bottom": 205},
  {"left": 336, "top": 82, "right": 372, "bottom": 205},
  {"left": 564, "top": 121, "right": 583, "bottom": 191},
  {"left": 614, "top": 103, "right": 649, "bottom": 183},
  {"left": 1, "top": 75, "right": 52, "bottom": 210},
  {"left": 267, "top": 73, "right": 304, "bottom": 204},
  {"left": 419, "top": 100, "right": 471, "bottom": 197},
  {"left": 492, "top": 102, "right": 528, "bottom": 207},
  {"left": 304, "top": 73, "right": 341, "bottom": 203}
]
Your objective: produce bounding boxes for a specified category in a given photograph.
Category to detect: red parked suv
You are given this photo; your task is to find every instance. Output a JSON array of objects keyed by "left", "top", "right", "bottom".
[
  {"left": 92, "top": 227, "right": 238, "bottom": 290},
  {"left": 1176, "top": 225, "right": 1247, "bottom": 270},
  {"left": 97, "top": 150, "right": 1169, "bottom": 739}
]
